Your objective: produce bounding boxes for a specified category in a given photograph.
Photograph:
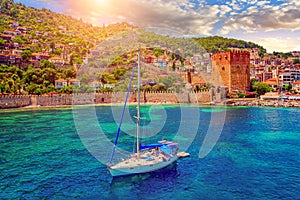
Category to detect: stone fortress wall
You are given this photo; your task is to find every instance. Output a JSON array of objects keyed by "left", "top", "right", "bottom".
[
  {"left": 0, "top": 95, "right": 31, "bottom": 109},
  {"left": 0, "top": 91, "right": 211, "bottom": 109}
]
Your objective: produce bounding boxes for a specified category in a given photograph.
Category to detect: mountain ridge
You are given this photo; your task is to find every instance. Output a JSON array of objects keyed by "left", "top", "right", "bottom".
[{"left": 1, "top": 0, "right": 266, "bottom": 55}]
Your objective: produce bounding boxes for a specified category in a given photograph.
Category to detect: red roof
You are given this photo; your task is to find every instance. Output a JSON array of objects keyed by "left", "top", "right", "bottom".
[
  {"left": 55, "top": 79, "right": 67, "bottom": 82},
  {"left": 1, "top": 34, "right": 13, "bottom": 39},
  {"left": 49, "top": 57, "right": 64, "bottom": 60},
  {"left": 292, "top": 80, "right": 300, "bottom": 85},
  {"left": 264, "top": 78, "right": 278, "bottom": 86},
  {"left": 69, "top": 79, "right": 80, "bottom": 82}
]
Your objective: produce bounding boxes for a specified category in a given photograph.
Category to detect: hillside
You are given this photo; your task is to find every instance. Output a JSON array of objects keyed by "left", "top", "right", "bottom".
[
  {"left": 195, "top": 36, "right": 266, "bottom": 55},
  {"left": 0, "top": 0, "right": 135, "bottom": 55},
  {"left": 0, "top": 0, "right": 267, "bottom": 57}
]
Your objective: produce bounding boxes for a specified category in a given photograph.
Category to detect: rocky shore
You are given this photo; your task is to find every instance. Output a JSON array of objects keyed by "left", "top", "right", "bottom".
[{"left": 226, "top": 98, "right": 300, "bottom": 108}]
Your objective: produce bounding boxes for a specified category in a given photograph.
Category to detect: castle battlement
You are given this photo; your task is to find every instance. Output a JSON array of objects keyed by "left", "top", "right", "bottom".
[{"left": 212, "top": 49, "right": 251, "bottom": 92}]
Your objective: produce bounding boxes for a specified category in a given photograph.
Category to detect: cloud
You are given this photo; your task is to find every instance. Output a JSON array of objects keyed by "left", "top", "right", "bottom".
[
  {"left": 15, "top": 0, "right": 300, "bottom": 51},
  {"left": 49, "top": 0, "right": 223, "bottom": 36},
  {"left": 258, "top": 37, "right": 300, "bottom": 52},
  {"left": 219, "top": 0, "right": 300, "bottom": 34},
  {"left": 18, "top": 0, "right": 300, "bottom": 36}
]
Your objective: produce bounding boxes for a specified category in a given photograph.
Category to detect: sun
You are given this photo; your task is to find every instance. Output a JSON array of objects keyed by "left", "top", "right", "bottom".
[
  {"left": 94, "top": 0, "right": 107, "bottom": 3},
  {"left": 92, "top": 0, "right": 109, "bottom": 6}
]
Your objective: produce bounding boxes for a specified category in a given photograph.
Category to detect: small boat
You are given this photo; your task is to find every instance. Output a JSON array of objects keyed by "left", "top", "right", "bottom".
[
  {"left": 177, "top": 151, "right": 190, "bottom": 158},
  {"left": 107, "top": 50, "right": 178, "bottom": 177}
]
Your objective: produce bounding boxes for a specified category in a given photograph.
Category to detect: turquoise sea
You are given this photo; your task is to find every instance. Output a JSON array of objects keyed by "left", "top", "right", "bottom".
[{"left": 0, "top": 105, "right": 299, "bottom": 199}]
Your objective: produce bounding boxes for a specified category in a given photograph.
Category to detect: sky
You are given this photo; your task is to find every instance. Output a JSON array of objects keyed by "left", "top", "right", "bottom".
[{"left": 15, "top": 0, "right": 300, "bottom": 53}]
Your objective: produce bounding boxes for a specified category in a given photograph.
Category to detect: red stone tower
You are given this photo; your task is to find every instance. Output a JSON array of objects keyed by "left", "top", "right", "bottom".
[{"left": 212, "top": 49, "right": 250, "bottom": 92}]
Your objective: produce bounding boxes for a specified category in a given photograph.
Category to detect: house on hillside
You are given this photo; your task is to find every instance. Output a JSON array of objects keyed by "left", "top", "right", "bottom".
[
  {"left": 104, "top": 84, "right": 115, "bottom": 89},
  {"left": 91, "top": 81, "right": 102, "bottom": 90},
  {"left": 3, "top": 30, "right": 17, "bottom": 36},
  {"left": 7, "top": 54, "right": 22, "bottom": 66},
  {"left": 262, "top": 72, "right": 273, "bottom": 82},
  {"left": 292, "top": 80, "right": 300, "bottom": 93},
  {"left": 264, "top": 78, "right": 278, "bottom": 89},
  {"left": 49, "top": 57, "right": 65, "bottom": 67},
  {"left": 0, "top": 54, "right": 8, "bottom": 64},
  {"left": 155, "top": 61, "right": 167, "bottom": 68},
  {"left": 145, "top": 56, "right": 155, "bottom": 63},
  {"left": 32, "top": 53, "right": 51, "bottom": 61},
  {"left": 55, "top": 79, "right": 68, "bottom": 89},
  {"left": 16, "top": 27, "right": 26, "bottom": 34},
  {"left": 69, "top": 79, "right": 81, "bottom": 87},
  {"left": 89, "top": 50, "right": 101, "bottom": 57},
  {"left": 29, "top": 60, "right": 40, "bottom": 68},
  {"left": 10, "top": 22, "right": 19, "bottom": 28},
  {"left": 27, "top": 27, "right": 34, "bottom": 31},
  {"left": 1, "top": 34, "right": 14, "bottom": 41}
]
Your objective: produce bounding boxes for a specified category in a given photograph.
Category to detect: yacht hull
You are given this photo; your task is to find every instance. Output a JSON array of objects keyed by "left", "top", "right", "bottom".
[{"left": 108, "top": 156, "right": 178, "bottom": 177}]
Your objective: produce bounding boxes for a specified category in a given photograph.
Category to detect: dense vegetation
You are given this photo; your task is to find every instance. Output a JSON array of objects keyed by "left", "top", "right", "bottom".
[
  {"left": 0, "top": 0, "right": 135, "bottom": 94},
  {"left": 0, "top": 62, "right": 76, "bottom": 94},
  {"left": 195, "top": 36, "right": 266, "bottom": 55},
  {"left": 272, "top": 51, "right": 293, "bottom": 59},
  {"left": 0, "top": 0, "right": 134, "bottom": 62}
]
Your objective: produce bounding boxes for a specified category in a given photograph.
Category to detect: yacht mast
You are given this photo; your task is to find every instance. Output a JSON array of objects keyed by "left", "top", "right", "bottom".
[{"left": 136, "top": 50, "right": 141, "bottom": 154}]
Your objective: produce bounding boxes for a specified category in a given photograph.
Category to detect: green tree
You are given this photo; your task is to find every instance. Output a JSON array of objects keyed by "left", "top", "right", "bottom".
[
  {"left": 152, "top": 83, "right": 166, "bottom": 91},
  {"left": 0, "top": 83, "right": 5, "bottom": 93},
  {"left": 253, "top": 82, "right": 273, "bottom": 95},
  {"left": 42, "top": 67, "right": 56, "bottom": 85},
  {"left": 60, "top": 85, "right": 73, "bottom": 94},
  {"left": 40, "top": 60, "right": 55, "bottom": 69},
  {"left": 113, "top": 66, "right": 127, "bottom": 80},
  {"left": 53, "top": 48, "right": 63, "bottom": 56},
  {"left": 10, "top": 8, "right": 19, "bottom": 17},
  {"left": 293, "top": 59, "right": 300, "bottom": 64},
  {"left": 141, "top": 85, "right": 152, "bottom": 92},
  {"left": 21, "top": 49, "right": 32, "bottom": 62},
  {"left": 13, "top": 36, "right": 28, "bottom": 44},
  {"left": 0, "top": 38, "right": 7, "bottom": 46},
  {"left": 100, "top": 72, "right": 116, "bottom": 84},
  {"left": 282, "top": 83, "right": 292, "bottom": 91},
  {"left": 26, "top": 83, "right": 40, "bottom": 94},
  {"left": 154, "top": 48, "right": 164, "bottom": 61},
  {"left": 50, "top": 41, "right": 55, "bottom": 52}
]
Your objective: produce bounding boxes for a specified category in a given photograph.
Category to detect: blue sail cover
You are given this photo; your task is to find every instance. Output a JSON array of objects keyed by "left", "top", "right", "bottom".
[
  {"left": 160, "top": 145, "right": 171, "bottom": 155},
  {"left": 140, "top": 143, "right": 164, "bottom": 150}
]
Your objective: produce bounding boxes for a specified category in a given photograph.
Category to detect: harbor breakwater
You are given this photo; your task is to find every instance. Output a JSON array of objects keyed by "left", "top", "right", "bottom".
[{"left": 0, "top": 91, "right": 211, "bottom": 109}]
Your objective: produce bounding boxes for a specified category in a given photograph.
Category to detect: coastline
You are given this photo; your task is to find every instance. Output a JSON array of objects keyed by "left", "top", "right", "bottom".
[
  {"left": 0, "top": 92, "right": 211, "bottom": 110},
  {"left": 225, "top": 98, "right": 300, "bottom": 108},
  {"left": 2, "top": 99, "right": 300, "bottom": 113},
  {"left": 0, "top": 101, "right": 186, "bottom": 113},
  {"left": 2, "top": 93, "right": 300, "bottom": 112}
]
